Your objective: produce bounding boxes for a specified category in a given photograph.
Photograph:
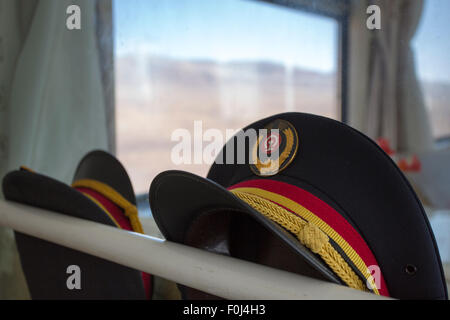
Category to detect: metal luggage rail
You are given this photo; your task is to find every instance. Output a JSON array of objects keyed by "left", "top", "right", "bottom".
[{"left": 0, "top": 200, "right": 387, "bottom": 300}]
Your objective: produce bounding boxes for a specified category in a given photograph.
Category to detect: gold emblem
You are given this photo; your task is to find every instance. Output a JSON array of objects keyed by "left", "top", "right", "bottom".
[{"left": 250, "top": 119, "right": 299, "bottom": 176}]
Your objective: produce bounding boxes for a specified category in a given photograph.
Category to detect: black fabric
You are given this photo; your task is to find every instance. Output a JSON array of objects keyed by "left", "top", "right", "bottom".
[
  {"left": 151, "top": 112, "right": 447, "bottom": 300},
  {"left": 2, "top": 170, "right": 146, "bottom": 299},
  {"left": 73, "top": 150, "right": 136, "bottom": 205},
  {"left": 150, "top": 170, "right": 341, "bottom": 285}
]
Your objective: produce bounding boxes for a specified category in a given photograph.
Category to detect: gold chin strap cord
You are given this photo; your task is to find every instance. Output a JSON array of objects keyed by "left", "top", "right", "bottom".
[
  {"left": 72, "top": 179, "right": 144, "bottom": 234},
  {"left": 231, "top": 190, "right": 368, "bottom": 293}
]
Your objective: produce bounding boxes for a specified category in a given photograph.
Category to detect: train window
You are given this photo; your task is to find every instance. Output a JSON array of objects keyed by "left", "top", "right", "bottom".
[
  {"left": 114, "top": 0, "right": 339, "bottom": 193},
  {"left": 413, "top": 0, "right": 450, "bottom": 141}
]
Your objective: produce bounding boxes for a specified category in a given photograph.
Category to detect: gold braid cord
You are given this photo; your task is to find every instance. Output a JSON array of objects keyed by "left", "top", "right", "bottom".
[
  {"left": 232, "top": 190, "right": 367, "bottom": 292},
  {"left": 72, "top": 179, "right": 144, "bottom": 234}
]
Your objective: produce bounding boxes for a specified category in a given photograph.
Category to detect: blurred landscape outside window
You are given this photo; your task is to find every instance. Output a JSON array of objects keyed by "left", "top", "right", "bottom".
[
  {"left": 413, "top": 0, "right": 450, "bottom": 140},
  {"left": 114, "top": 0, "right": 338, "bottom": 193}
]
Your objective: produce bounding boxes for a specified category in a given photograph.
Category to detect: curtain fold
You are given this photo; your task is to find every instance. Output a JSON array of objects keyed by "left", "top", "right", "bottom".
[
  {"left": 0, "top": 0, "right": 112, "bottom": 298},
  {"left": 0, "top": 0, "right": 37, "bottom": 300},
  {"left": 349, "top": 0, "right": 433, "bottom": 154},
  {"left": 7, "top": 0, "right": 109, "bottom": 182}
]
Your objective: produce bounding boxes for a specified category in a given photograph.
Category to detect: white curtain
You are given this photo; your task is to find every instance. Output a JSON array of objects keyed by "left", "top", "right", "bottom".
[
  {"left": 348, "top": 0, "right": 433, "bottom": 154},
  {"left": 8, "top": 0, "right": 108, "bottom": 180},
  {"left": 0, "top": 0, "right": 109, "bottom": 298}
]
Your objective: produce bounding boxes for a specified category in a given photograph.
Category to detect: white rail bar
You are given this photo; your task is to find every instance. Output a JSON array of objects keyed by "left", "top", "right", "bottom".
[{"left": 0, "top": 200, "right": 387, "bottom": 300}]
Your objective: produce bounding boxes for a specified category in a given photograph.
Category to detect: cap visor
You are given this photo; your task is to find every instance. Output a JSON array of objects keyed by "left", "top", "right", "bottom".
[
  {"left": 149, "top": 170, "right": 341, "bottom": 285},
  {"left": 2, "top": 169, "right": 146, "bottom": 299}
]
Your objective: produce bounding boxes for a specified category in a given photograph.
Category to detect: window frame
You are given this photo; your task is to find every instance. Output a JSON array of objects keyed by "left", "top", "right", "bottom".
[
  {"left": 264, "top": 0, "right": 450, "bottom": 144},
  {"left": 260, "top": 0, "right": 350, "bottom": 122}
]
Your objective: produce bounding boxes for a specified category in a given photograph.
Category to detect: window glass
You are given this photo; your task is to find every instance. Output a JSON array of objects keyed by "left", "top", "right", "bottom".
[
  {"left": 413, "top": 0, "right": 450, "bottom": 140},
  {"left": 114, "top": 0, "right": 338, "bottom": 193}
]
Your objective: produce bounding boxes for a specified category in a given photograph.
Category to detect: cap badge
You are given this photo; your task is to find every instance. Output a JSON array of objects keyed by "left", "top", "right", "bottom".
[{"left": 250, "top": 119, "right": 299, "bottom": 176}]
